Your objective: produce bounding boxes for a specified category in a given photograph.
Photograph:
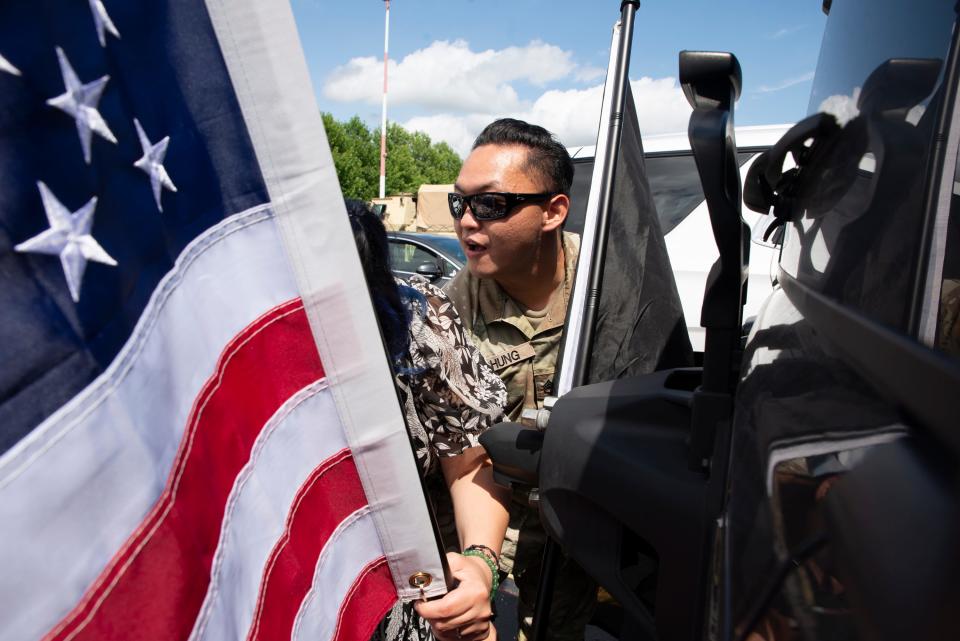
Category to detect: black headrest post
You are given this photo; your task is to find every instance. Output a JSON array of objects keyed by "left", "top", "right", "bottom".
[{"left": 679, "top": 50, "right": 747, "bottom": 474}]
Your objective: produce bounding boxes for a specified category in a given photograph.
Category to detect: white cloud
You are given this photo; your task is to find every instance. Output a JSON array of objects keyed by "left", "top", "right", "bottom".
[
  {"left": 326, "top": 37, "right": 692, "bottom": 158},
  {"left": 324, "top": 39, "right": 583, "bottom": 114},
  {"left": 573, "top": 65, "right": 606, "bottom": 83},
  {"left": 818, "top": 87, "right": 861, "bottom": 126},
  {"left": 525, "top": 83, "right": 607, "bottom": 147},
  {"left": 756, "top": 71, "right": 815, "bottom": 94},
  {"left": 765, "top": 25, "right": 805, "bottom": 40},
  {"left": 629, "top": 77, "right": 694, "bottom": 137},
  {"left": 402, "top": 76, "right": 692, "bottom": 157},
  {"left": 403, "top": 113, "right": 492, "bottom": 158},
  {"left": 819, "top": 88, "right": 927, "bottom": 128}
]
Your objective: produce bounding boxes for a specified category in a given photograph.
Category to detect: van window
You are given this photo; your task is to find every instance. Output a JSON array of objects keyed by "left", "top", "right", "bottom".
[
  {"left": 567, "top": 151, "right": 755, "bottom": 237},
  {"left": 646, "top": 154, "right": 707, "bottom": 235},
  {"left": 647, "top": 151, "right": 756, "bottom": 235}
]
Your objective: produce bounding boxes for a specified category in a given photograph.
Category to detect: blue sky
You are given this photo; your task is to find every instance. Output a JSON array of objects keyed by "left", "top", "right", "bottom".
[{"left": 291, "top": 1, "right": 826, "bottom": 155}]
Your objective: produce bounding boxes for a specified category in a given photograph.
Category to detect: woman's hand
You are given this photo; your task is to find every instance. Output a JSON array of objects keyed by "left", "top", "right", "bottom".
[{"left": 414, "top": 552, "right": 496, "bottom": 641}]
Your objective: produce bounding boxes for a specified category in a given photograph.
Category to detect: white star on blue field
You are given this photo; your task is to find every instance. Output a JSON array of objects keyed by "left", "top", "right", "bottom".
[
  {"left": 46, "top": 47, "right": 117, "bottom": 164},
  {"left": 88, "top": 0, "right": 121, "bottom": 47},
  {"left": 14, "top": 182, "right": 117, "bottom": 303},
  {"left": 133, "top": 118, "right": 178, "bottom": 212}
]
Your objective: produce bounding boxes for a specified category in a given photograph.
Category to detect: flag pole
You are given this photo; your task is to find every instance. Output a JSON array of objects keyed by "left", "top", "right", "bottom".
[
  {"left": 555, "top": 0, "right": 639, "bottom": 396},
  {"left": 527, "top": 5, "right": 640, "bottom": 640},
  {"left": 568, "top": 0, "right": 640, "bottom": 388},
  {"left": 379, "top": 0, "right": 390, "bottom": 199}
]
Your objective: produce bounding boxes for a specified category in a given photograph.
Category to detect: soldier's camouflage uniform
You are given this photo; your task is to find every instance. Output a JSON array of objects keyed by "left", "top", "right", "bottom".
[
  {"left": 445, "top": 232, "right": 597, "bottom": 641},
  {"left": 938, "top": 279, "right": 960, "bottom": 357}
]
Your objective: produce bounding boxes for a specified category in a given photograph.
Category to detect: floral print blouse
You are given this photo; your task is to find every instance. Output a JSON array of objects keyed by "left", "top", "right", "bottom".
[
  {"left": 394, "top": 277, "right": 507, "bottom": 476},
  {"left": 371, "top": 279, "right": 505, "bottom": 641}
]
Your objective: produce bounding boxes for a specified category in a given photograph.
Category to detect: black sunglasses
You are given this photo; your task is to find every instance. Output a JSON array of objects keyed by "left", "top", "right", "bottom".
[{"left": 447, "top": 191, "right": 555, "bottom": 221}]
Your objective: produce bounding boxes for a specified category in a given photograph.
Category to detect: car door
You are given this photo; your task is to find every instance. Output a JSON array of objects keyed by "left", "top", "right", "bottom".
[
  {"left": 387, "top": 238, "right": 446, "bottom": 286},
  {"left": 720, "top": 3, "right": 960, "bottom": 640}
]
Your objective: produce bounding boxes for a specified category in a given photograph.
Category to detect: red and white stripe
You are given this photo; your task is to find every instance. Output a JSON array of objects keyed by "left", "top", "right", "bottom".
[
  {"left": 1, "top": 209, "right": 291, "bottom": 639},
  {"left": 0, "top": 209, "right": 396, "bottom": 641},
  {"left": 291, "top": 508, "right": 395, "bottom": 641}
]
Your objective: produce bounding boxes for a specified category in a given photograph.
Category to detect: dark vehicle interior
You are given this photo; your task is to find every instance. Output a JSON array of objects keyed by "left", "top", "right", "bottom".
[{"left": 481, "top": 1, "right": 960, "bottom": 640}]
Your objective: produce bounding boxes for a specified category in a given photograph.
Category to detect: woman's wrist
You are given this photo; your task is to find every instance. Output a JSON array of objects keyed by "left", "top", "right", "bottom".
[
  {"left": 463, "top": 544, "right": 499, "bottom": 566},
  {"left": 462, "top": 553, "right": 494, "bottom": 587},
  {"left": 461, "top": 548, "right": 499, "bottom": 599}
]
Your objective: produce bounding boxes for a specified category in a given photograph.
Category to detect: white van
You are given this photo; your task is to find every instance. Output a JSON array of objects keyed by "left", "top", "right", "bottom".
[{"left": 567, "top": 124, "right": 791, "bottom": 352}]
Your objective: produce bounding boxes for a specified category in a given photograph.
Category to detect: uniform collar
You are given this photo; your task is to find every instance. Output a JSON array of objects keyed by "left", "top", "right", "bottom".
[{"left": 477, "top": 232, "right": 580, "bottom": 338}]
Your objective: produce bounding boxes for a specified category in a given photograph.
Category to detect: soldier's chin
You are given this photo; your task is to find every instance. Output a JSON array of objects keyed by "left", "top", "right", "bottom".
[{"left": 466, "top": 256, "right": 497, "bottom": 279}]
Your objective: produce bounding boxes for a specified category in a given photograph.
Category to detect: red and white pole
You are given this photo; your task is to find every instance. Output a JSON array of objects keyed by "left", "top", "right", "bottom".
[{"left": 379, "top": 0, "right": 390, "bottom": 199}]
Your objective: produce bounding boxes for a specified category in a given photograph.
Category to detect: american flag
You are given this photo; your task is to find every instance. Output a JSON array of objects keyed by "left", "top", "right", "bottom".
[{"left": 0, "top": 1, "right": 447, "bottom": 640}]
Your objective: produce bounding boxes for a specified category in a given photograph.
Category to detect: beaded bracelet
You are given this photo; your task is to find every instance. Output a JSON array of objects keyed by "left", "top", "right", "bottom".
[
  {"left": 462, "top": 549, "right": 499, "bottom": 601},
  {"left": 464, "top": 544, "right": 499, "bottom": 565}
]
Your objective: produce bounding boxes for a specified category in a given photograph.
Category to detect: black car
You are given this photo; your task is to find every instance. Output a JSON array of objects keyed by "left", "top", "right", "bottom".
[{"left": 386, "top": 232, "right": 465, "bottom": 288}]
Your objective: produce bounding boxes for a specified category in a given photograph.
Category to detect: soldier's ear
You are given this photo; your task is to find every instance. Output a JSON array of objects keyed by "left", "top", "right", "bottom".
[{"left": 542, "top": 193, "right": 568, "bottom": 233}]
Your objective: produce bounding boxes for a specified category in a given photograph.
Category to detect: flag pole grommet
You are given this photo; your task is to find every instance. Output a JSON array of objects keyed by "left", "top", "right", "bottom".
[{"left": 408, "top": 572, "right": 433, "bottom": 589}]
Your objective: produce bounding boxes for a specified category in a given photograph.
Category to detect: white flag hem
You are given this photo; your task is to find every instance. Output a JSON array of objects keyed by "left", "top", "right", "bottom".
[{"left": 204, "top": 0, "right": 448, "bottom": 601}]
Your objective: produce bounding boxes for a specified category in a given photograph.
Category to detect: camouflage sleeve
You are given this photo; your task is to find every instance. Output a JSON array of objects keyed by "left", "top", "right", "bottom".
[{"left": 402, "top": 278, "right": 507, "bottom": 457}]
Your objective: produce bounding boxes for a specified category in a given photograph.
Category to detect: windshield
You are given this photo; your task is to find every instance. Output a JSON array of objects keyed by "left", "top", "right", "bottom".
[
  {"left": 428, "top": 236, "right": 466, "bottom": 264},
  {"left": 780, "top": 0, "right": 957, "bottom": 331}
]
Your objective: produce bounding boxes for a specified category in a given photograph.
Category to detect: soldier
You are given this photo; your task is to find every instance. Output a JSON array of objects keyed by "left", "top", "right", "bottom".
[{"left": 444, "top": 119, "right": 596, "bottom": 640}]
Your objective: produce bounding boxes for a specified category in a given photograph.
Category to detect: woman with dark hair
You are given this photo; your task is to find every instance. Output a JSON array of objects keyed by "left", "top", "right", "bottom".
[{"left": 346, "top": 200, "right": 509, "bottom": 641}]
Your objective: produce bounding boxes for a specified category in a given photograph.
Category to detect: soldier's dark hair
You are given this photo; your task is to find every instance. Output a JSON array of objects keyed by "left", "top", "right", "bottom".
[{"left": 472, "top": 118, "right": 573, "bottom": 196}]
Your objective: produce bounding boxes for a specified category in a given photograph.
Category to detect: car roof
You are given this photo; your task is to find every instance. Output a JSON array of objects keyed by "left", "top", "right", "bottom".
[{"left": 567, "top": 123, "right": 792, "bottom": 159}]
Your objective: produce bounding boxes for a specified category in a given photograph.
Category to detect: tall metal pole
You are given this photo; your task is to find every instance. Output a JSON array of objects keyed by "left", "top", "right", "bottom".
[
  {"left": 555, "top": 0, "right": 638, "bottom": 397},
  {"left": 529, "top": 5, "right": 640, "bottom": 641},
  {"left": 379, "top": 0, "right": 391, "bottom": 198},
  {"left": 567, "top": 0, "right": 638, "bottom": 388}
]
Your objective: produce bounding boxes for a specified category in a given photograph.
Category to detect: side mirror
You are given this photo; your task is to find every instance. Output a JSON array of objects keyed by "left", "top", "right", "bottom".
[{"left": 415, "top": 261, "right": 443, "bottom": 281}]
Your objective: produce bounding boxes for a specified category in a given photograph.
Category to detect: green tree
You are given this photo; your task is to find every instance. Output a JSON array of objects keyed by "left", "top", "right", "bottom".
[
  {"left": 322, "top": 113, "right": 461, "bottom": 199},
  {"left": 322, "top": 113, "right": 379, "bottom": 200}
]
